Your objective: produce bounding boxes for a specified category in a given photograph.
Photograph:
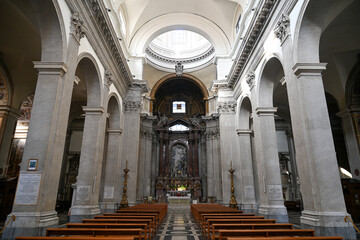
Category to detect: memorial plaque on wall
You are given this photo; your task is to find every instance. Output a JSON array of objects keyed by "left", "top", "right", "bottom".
[
  {"left": 14, "top": 173, "right": 42, "bottom": 205},
  {"left": 268, "top": 184, "right": 283, "bottom": 200}
]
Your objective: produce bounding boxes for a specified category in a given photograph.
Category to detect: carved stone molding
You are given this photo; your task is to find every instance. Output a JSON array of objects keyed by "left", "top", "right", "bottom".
[
  {"left": 255, "top": 107, "right": 277, "bottom": 116},
  {"left": 205, "top": 129, "right": 220, "bottom": 139},
  {"left": 87, "top": 0, "right": 132, "bottom": 85},
  {"left": 227, "top": 0, "right": 277, "bottom": 88},
  {"left": 274, "top": 14, "right": 290, "bottom": 44},
  {"left": 140, "top": 128, "right": 154, "bottom": 139},
  {"left": 246, "top": 71, "right": 255, "bottom": 90},
  {"left": 217, "top": 101, "right": 237, "bottom": 114},
  {"left": 104, "top": 69, "right": 113, "bottom": 88},
  {"left": 70, "top": 12, "right": 86, "bottom": 43},
  {"left": 236, "top": 129, "right": 253, "bottom": 135},
  {"left": 123, "top": 100, "right": 142, "bottom": 113}
]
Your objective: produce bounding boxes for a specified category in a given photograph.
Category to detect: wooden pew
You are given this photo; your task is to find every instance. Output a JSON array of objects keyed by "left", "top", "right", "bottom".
[
  {"left": 81, "top": 219, "right": 155, "bottom": 236},
  {"left": 66, "top": 223, "right": 151, "bottom": 240},
  {"left": 17, "top": 237, "right": 135, "bottom": 240},
  {"left": 46, "top": 228, "right": 144, "bottom": 239},
  {"left": 202, "top": 217, "right": 269, "bottom": 235},
  {"left": 93, "top": 215, "right": 157, "bottom": 229},
  {"left": 227, "top": 237, "right": 343, "bottom": 240},
  {"left": 218, "top": 229, "right": 315, "bottom": 239},
  {"left": 208, "top": 223, "right": 293, "bottom": 240}
]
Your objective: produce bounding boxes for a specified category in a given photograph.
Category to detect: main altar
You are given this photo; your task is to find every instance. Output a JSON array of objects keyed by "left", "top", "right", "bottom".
[{"left": 155, "top": 117, "right": 202, "bottom": 203}]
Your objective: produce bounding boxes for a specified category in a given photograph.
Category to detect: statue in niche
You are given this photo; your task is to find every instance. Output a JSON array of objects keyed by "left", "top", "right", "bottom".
[{"left": 171, "top": 144, "right": 187, "bottom": 177}]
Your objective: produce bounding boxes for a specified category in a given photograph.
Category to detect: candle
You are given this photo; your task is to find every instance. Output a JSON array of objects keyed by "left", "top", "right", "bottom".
[
  {"left": 231, "top": 161, "right": 233, "bottom": 169},
  {"left": 126, "top": 160, "right": 128, "bottom": 169}
]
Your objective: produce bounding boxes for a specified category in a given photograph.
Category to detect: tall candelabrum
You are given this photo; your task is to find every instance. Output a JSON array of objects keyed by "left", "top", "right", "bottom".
[
  {"left": 229, "top": 161, "right": 238, "bottom": 208},
  {"left": 120, "top": 160, "right": 129, "bottom": 208}
]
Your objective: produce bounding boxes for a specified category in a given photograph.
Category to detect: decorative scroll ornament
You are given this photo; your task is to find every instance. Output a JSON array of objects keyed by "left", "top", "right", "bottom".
[
  {"left": 123, "top": 100, "right": 142, "bottom": 112},
  {"left": 274, "top": 14, "right": 290, "bottom": 43},
  {"left": 70, "top": 12, "right": 85, "bottom": 42},
  {"left": 104, "top": 69, "right": 113, "bottom": 88},
  {"left": 246, "top": 71, "right": 255, "bottom": 89},
  {"left": 217, "top": 101, "right": 237, "bottom": 114}
]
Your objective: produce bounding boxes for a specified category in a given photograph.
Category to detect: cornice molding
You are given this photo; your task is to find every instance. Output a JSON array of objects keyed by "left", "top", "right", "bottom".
[
  {"left": 85, "top": 0, "right": 133, "bottom": 86},
  {"left": 255, "top": 107, "right": 277, "bottom": 116},
  {"left": 33, "top": 62, "right": 68, "bottom": 76},
  {"left": 227, "top": 0, "right": 278, "bottom": 89},
  {"left": 293, "top": 63, "right": 327, "bottom": 78}
]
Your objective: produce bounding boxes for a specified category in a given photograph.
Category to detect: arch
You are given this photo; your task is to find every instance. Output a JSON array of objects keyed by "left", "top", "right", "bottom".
[
  {"left": 238, "top": 96, "right": 252, "bottom": 129},
  {"left": 76, "top": 54, "right": 102, "bottom": 107},
  {"left": 258, "top": 57, "right": 285, "bottom": 107},
  {"left": 150, "top": 73, "right": 209, "bottom": 100},
  {"left": 294, "top": 0, "right": 353, "bottom": 63},
  {"left": 345, "top": 56, "right": 360, "bottom": 107},
  {"left": 0, "top": 61, "right": 13, "bottom": 106},
  {"left": 129, "top": 13, "right": 231, "bottom": 55},
  {"left": 107, "top": 95, "right": 121, "bottom": 129}
]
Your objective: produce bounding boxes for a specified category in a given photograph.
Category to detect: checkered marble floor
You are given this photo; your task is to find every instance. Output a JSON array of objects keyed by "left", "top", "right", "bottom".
[{"left": 155, "top": 205, "right": 204, "bottom": 240}]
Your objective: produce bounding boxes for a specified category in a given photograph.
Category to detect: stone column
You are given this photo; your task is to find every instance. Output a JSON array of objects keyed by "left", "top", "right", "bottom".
[
  {"left": 164, "top": 132, "right": 170, "bottom": 177},
  {"left": 289, "top": 63, "right": 355, "bottom": 237},
  {"left": 254, "top": 107, "right": 288, "bottom": 222},
  {"left": 158, "top": 132, "right": 164, "bottom": 177},
  {"left": 120, "top": 81, "right": 148, "bottom": 204},
  {"left": 218, "top": 100, "right": 239, "bottom": 205},
  {"left": 100, "top": 128, "right": 122, "bottom": 213},
  {"left": 237, "top": 129, "right": 257, "bottom": 213},
  {"left": 337, "top": 108, "right": 360, "bottom": 180},
  {"left": 285, "top": 130, "right": 300, "bottom": 201},
  {"left": 194, "top": 131, "right": 200, "bottom": 177},
  {"left": 69, "top": 107, "right": 105, "bottom": 222},
  {"left": 188, "top": 134, "right": 194, "bottom": 176},
  {"left": 0, "top": 108, "right": 20, "bottom": 178},
  {"left": 200, "top": 136, "right": 207, "bottom": 200}
]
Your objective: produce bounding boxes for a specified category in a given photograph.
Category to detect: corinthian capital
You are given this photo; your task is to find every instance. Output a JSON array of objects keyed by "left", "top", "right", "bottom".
[
  {"left": 71, "top": 12, "right": 85, "bottom": 42},
  {"left": 104, "top": 69, "right": 113, "bottom": 88},
  {"left": 274, "top": 14, "right": 290, "bottom": 44}
]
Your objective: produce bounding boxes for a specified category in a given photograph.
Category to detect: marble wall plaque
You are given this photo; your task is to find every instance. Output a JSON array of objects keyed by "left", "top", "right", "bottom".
[
  {"left": 76, "top": 186, "right": 91, "bottom": 202},
  {"left": 104, "top": 186, "right": 114, "bottom": 199},
  {"left": 14, "top": 173, "right": 42, "bottom": 205},
  {"left": 268, "top": 184, "right": 283, "bottom": 200}
]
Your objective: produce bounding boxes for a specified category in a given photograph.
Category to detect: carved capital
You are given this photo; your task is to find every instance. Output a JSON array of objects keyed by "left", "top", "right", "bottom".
[
  {"left": 217, "top": 101, "right": 237, "bottom": 114},
  {"left": 246, "top": 71, "right": 255, "bottom": 89},
  {"left": 123, "top": 100, "right": 142, "bottom": 113},
  {"left": 104, "top": 69, "right": 113, "bottom": 88},
  {"left": 70, "top": 12, "right": 85, "bottom": 42},
  {"left": 274, "top": 14, "right": 290, "bottom": 44}
]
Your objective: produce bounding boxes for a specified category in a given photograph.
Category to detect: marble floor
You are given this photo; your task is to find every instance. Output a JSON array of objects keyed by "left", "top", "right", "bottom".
[{"left": 155, "top": 205, "right": 204, "bottom": 240}]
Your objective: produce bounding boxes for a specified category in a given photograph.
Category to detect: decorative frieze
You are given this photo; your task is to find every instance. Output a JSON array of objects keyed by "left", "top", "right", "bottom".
[
  {"left": 87, "top": 0, "right": 133, "bottom": 85},
  {"left": 205, "top": 129, "right": 220, "bottom": 139},
  {"left": 217, "top": 101, "right": 237, "bottom": 114},
  {"left": 227, "top": 0, "right": 277, "bottom": 88},
  {"left": 70, "top": 12, "right": 86, "bottom": 43},
  {"left": 140, "top": 128, "right": 154, "bottom": 139},
  {"left": 104, "top": 69, "right": 113, "bottom": 88},
  {"left": 274, "top": 14, "right": 290, "bottom": 44},
  {"left": 246, "top": 71, "right": 255, "bottom": 90},
  {"left": 123, "top": 100, "right": 142, "bottom": 113}
]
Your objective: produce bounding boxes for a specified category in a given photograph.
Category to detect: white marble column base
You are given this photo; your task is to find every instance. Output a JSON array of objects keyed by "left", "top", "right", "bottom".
[
  {"left": 241, "top": 202, "right": 258, "bottom": 213},
  {"left": 99, "top": 202, "right": 117, "bottom": 213},
  {"left": 69, "top": 205, "right": 100, "bottom": 223},
  {"left": 2, "top": 211, "right": 59, "bottom": 238},
  {"left": 300, "top": 210, "right": 356, "bottom": 239},
  {"left": 258, "top": 204, "right": 288, "bottom": 223}
]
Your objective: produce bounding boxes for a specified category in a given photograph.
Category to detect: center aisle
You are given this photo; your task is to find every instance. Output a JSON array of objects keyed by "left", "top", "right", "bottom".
[{"left": 156, "top": 205, "right": 204, "bottom": 240}]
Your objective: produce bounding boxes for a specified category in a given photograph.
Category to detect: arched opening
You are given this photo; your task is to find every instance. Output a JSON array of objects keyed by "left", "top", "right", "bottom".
[
  {"left": 238, "top": 96, "right": 257, "bottom": 213},
  {"left": 0, "top": 0, "right": 64, "bottom": 223},
  {"left": 99, "top": 96, "right": 122, "bottom": 213},
  {"left": 56, "top": 56, "right": 102, "bottom": 215},
  {"left": 151, "top": 74, "right": 207, "bottom": 203}
]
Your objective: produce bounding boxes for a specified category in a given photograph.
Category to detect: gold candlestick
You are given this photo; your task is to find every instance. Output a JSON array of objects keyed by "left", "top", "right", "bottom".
[
  {"left": 120, "top": 161, "right": 129, "bottom": 208},
  {"left": 229, "top": 163, "right": 238, "bottom": 208}
]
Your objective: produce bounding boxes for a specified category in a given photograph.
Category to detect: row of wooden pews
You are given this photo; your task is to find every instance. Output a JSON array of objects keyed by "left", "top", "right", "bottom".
[
  {"left": 16, "top": 203, "right": 167, "bottom": 240},
  {"left": 191, "top": 204, "right": 343, "bottom": 240}
]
